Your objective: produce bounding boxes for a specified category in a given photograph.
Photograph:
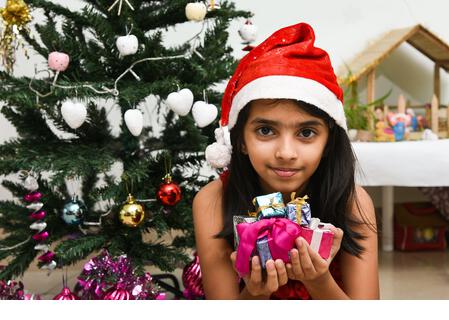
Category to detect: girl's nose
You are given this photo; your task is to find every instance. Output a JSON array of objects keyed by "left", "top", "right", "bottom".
[{"left": 274, "top": 137, "right": 298, "bottom": 161}]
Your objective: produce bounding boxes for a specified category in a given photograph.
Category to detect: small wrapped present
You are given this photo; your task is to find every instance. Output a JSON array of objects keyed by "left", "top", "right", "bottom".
[
  {"left": 256, "top": 236, "right": 272, "bottom": 268},
  {"left": 301, "top": 202, "right": 312, "bottom": 225},
  {"left": 235, "top": 218, "right": 302, "bottom": 276},
  {"left": 252, "top": 192, "right": 286, "bottom": 220},
  {"left": 300, "top": 218, "right": 334, "bottom": 259},
  {"left": 286, "top": 192, "right": 308, "bottom": 224}
]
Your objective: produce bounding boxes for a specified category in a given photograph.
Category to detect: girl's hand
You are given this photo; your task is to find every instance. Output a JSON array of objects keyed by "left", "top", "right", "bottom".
[
  {"left": 286, "top": 226, "right": 344, "bottom": 283},
  {"left": 230, "top": 251, "right": 288, "bottom": 298}
]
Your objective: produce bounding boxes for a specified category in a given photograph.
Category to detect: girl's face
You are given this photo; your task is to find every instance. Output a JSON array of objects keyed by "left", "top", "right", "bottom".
[{"left": 242, "top": 99, "right": 329, "bottom": 198}]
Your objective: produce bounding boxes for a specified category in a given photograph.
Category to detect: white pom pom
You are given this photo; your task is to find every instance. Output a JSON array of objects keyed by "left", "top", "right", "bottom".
[{"left": 205, "top": 142, "right": 232, "bottom": 169}]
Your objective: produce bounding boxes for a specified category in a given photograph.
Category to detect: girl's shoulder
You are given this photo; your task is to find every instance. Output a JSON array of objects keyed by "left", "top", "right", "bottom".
[
  {"left": 192, "top": 179, "right": 225, "bottom": 228},
  {"left": 193, "top": 179, "right": 224, "bottom": 210},
  {"left": 351, "top": 185, "right": 376, "bottom": 227}
]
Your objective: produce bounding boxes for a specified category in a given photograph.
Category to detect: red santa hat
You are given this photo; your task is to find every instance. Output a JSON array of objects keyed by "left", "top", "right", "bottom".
[{"left": 205, "top": 22, "right": 346, "bottom": 169}]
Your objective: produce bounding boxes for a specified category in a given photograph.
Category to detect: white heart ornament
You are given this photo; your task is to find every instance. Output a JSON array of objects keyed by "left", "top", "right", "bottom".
[
  {"left": 116, "top": 34, "right": 139, "bottom": 57},
  {"left": 185, "top": 2, "right": 207, "bottom": 21},
  {"left": 61, "top": 101, "right": 87, "bottom": 129},
  {"left": 166, "top": 88, "right": 194, "bottom": 116},
  {"left": 124, "top": 109, "right": 144, "bottom": 136},
  {"left": 192, "top": 101, "right": 218, "bottom": 128}
]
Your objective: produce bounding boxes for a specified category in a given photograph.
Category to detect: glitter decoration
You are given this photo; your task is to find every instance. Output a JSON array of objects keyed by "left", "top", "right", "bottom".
[{"left": 0, "top": 0, "right": 32, "bottom": 73}]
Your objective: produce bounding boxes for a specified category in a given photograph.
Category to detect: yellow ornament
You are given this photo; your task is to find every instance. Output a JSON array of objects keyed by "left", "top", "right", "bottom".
[
  {"left": 0, "top": 0, "right": 31, "bottom": 73},
  {"left": 422, "top": 228, "right": 434, "bottom": 241},
  {"left": 119, "top": 194, "right": 145, "bottom": 227}
]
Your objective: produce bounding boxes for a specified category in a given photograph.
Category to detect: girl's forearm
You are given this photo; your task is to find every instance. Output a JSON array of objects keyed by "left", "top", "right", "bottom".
[{"left": 302, "top": 271, "right": 350, "bottom": 300}]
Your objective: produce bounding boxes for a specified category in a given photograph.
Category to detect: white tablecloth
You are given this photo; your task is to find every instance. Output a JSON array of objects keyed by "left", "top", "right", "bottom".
[{"left": 352, "top": 139, "right": 449, "bottom": 187}]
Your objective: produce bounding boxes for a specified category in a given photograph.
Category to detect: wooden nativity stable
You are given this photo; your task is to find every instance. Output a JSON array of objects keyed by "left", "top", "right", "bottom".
[{"left": 337, "top": 24, "right": 449, "bottom": 139}]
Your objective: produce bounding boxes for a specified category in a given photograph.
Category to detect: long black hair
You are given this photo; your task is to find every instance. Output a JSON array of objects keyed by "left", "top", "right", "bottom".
[{"left": 217, "top": 99, "right": 374, "bottom": 257}]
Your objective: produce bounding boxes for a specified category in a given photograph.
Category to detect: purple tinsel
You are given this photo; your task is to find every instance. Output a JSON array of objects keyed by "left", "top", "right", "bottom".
[
  {"left": 0, "top": 279, "right": 41, "bottom": 300},
  {"left": 75, "top": 249, "right": 163, "bottom": 300}
]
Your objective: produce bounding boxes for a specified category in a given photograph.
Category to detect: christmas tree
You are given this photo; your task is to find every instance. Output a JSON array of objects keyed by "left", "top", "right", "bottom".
[{"left": 0, "top": 0, "right": 250, "bottom": 288}]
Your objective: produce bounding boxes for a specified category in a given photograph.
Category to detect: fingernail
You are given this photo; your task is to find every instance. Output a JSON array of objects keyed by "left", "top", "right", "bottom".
[
  {"left": 253, "top": 257, "right": 259, "bottom": 266},
  {"left": 296, "top": 238, "right": 302, "bottom": 247}
]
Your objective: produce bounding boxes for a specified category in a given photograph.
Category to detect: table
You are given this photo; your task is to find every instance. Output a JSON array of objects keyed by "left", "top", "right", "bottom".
[{"left": 351, "top": 139, "right": 449, "bottom": 251}]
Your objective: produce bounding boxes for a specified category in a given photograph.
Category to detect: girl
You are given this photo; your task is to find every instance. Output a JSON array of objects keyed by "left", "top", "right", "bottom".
[{"left": 193, "top": 22, "right": 379, "bottom": 299}]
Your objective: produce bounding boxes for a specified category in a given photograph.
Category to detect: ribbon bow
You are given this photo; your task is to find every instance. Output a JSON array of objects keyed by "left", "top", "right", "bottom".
[
  {"left": 235, "top": 218, "right": 301, "bottom": 276},
  {"left": 254, "top": 198, "right": 285, "bottom": 216}
]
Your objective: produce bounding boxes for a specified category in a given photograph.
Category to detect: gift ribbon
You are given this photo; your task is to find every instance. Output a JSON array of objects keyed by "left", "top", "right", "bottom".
[
  {"left": 236, "top": 218, "right": 301, "bottom": 276},
  {"left": 305, "top": 218, "right": 335, "bottom": 255},
  {"left": 254, "top": 198, "right": 285, "bottom": 216},
  {"left": 287, "top": 192, "right": 308, "bottom": 223},
  {"left": 289, "top": 192, "right": 308, "bottom": 204}
]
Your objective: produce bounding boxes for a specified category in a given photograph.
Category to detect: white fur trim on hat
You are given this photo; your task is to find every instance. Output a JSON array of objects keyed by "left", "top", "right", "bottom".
[
  {"left": 205, "top": 126, "right": 232, "bottom": 169},
  {"left": 228, "top": 75, "right": 347, "bottom": 131}
]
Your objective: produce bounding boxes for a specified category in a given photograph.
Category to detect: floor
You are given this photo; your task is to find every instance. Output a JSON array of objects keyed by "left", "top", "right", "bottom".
[
  {"left": 8, "top": 249, "right": 449, "bottom": 299},
  {"left": 379, "top": 250, "right": 449, "bottom": 299}
]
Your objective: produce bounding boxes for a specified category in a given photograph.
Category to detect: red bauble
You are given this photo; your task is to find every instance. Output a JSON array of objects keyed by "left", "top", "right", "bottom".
[
  {"left": 182, "top": 251, "right": 205, "bottom": 299},
  {"left": 156, "top": 175, "right": 182, "bottom": 206},
  {"left": 104, "top": 287, "right": 133, "bottom": 300},
  {"left": 53, "top": 287, "right": 78, "bottom": 300}
]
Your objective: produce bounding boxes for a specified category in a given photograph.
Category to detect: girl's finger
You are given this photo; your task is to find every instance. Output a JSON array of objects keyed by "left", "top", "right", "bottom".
[
  {"left": 250, "top": 255, "right": 262, "bottom": 285},
  {"left": 306, "top": 242, "right": 327, "bottom": 269},
  {"left": 290, "top": 248, "right": 303, "bottom": 278},
  {"left": 330, "top": 228, "right": 344, "bottom": 259},
  {"left": 230, "top": 251, "right": 237, "bottom": 272},
  {"left": 274, "top": 259, "right": 288, "bottom": 286},
  {"left": 297, "top": 237, "right": 316, "bottom": 275},
  {"left": 286, "top": 263, "right": 295, "bottom": 279},
  {"left": 265, "top": 260, "right": 279, "bottom": 293}
]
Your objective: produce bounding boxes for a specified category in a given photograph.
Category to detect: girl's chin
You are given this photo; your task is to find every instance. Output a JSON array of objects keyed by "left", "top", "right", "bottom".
[{"left": 260, "top": 179, "right": 304, "bottom": 195}]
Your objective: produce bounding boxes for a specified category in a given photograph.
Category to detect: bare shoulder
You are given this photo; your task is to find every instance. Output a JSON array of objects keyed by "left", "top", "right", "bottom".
[
  {"left": 193, "top": 179, "right": 223, "bottom": 205},
  {"left": 192, "top": 178, "right": 226, "bottom": 245},
  {"left": 192, "top": 179, "right": 240, "bottom": 298},
  {"left": 340, "top": 185, "right": 380, "bottom": 299},
  {"left": 193, "top": 179, "right": 223, "bottom": 224},
  {"left": 350, "top": 185, "right": 377, "bottom": 229}
]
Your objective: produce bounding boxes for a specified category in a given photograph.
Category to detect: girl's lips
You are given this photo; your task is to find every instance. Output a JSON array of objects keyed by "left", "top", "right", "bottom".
[{"left": 271, "top": 167, "right": 299, "bottom": 178}]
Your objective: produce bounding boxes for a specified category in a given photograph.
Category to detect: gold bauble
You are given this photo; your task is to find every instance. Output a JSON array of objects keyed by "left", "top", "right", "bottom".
[
  {"left": 0, "top": 0, "right": 31, "bottom": 27},
  {"left": 0, "top": 0, "right": 31, "bottom": 73},
  {"left": 119, "top": 194, "right": 145, "bottom": 227}
]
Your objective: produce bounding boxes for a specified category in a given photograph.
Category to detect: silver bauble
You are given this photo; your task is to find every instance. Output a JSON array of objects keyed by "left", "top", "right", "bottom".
[{"left": 61, "top": 196, "right": 87, "bottom": 225}]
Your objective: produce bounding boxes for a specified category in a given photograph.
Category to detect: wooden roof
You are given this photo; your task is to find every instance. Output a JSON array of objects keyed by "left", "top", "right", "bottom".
[{"left": 337, "top": 24, "right": 449, "bottom": 84}]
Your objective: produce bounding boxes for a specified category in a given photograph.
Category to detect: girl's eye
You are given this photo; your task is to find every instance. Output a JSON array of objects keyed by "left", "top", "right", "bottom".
[
  {"left": 299, "top": 128, "right": 316, "bottom": 138},
  {"left": 256, "top": 126, "right": 274, "bottom": 136}
]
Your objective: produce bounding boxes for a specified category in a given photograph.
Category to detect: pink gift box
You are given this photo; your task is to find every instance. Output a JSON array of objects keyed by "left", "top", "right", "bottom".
[{"left": 300, "top": 225, "right": 334, "bottom": 259}]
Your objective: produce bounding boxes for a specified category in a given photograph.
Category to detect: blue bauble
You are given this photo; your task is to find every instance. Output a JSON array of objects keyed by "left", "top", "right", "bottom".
[{"left": 62, "top": 197, "right": 87, "bottom": 225}]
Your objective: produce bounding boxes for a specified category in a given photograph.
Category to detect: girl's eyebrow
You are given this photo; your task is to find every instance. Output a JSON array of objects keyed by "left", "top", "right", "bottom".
[{"left": 249, "top": 117, "right": 324, "bottom": 128}]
